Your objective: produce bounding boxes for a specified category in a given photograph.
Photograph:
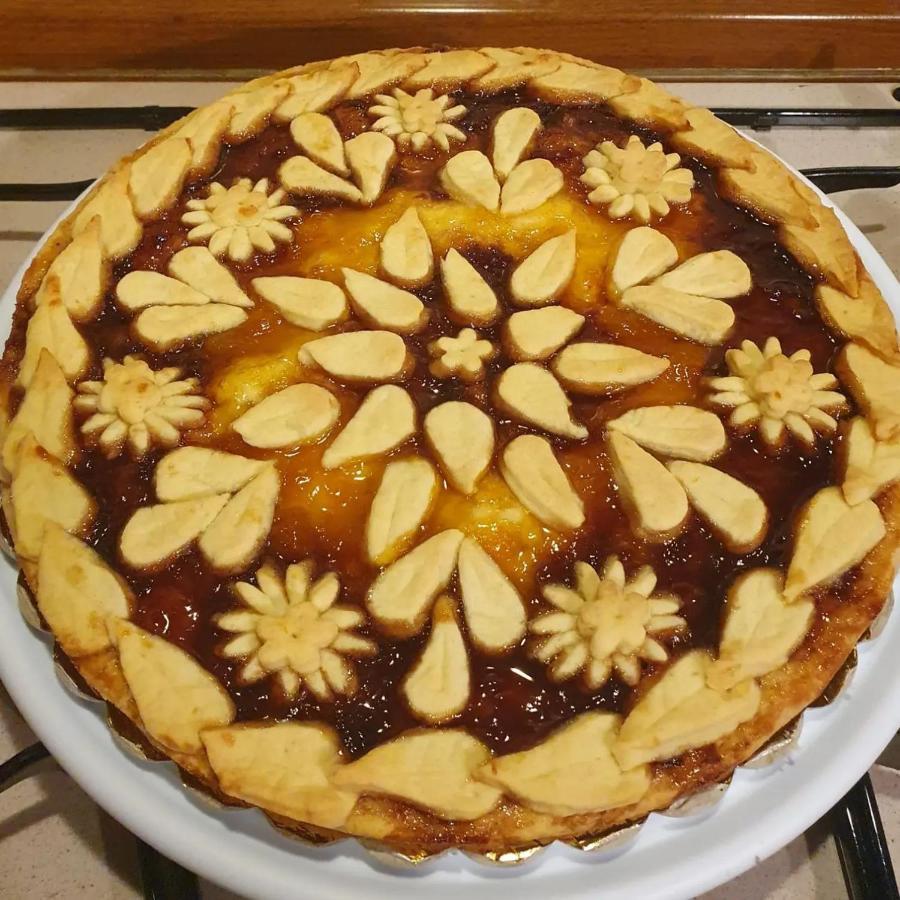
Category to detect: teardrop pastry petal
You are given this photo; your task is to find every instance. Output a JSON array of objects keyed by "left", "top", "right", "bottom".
[
  {"left": 134, "top": 305, "right": 248, "bottom": 352},
  {"left": 439, "top": 150, "right": 500, "bottom": 211},
  {"left": 168, "top": 247, "right": 253, "bottom": 308},
  {"left": 505, "top": 307, "right": 585, "bottom": 361},
  {"left": 553, "top": 343, "right": 668, "bottom": 394},
  {"left": 344, "top": 131, "right": 397, "bottom": 205},
  {"left": 290, "top": 112, "right": 349, "bottom": 175},
  {"left": 380, "top": 208, "right": 434, "bottom": 288},
  {"left": 457, "top": 538, "right": 526, "bottom": 652},
  {"left": 608, "top": 406, "right": 726, "bottom": 461},
  {"left": 496, "top": 363, "right": 587, "bottom": 439},
  {"left": 607, "top": 431, "right": 688, "bottom": 540},
  {"left": 500, "top": 435, "right": 584, "bottom": 530},
  {"left": 252, "top": 276, "right": 348, "bottom": 331},
  {"left": 120, "top": 495, "right": 229, "bottom": 571},
  {"left": 654, "top": 250, "right": 751, "bottom": 299},
  {"left": 424, "top": 401, "right": 494, "bottom": 495},
  {"left": 499, "top": 159, "right": 563, "bottom": 215},
  {"left": 155, "top": 447, "right": 267, "bottom": 501},
  {"left": 611, "top": 226, "right": 678, "bottom": 294},
  {"left": 299, "top": 330, "right": 411, "bottom": 383},
  {"left": 440, "top": 249, "right": 499, "bottom": 325},
  {"left": 619, "top": 285, "right": 734, "bottom": 345},
  {"left": 280, "top": 155, "right": 362, "bottom": 203},
  {"left": 366, "top": 530, "right": 464, "bottom": 637},
  {"left": 366, "top": 457, "right": 438, "bottom": 565},
  {"left": 402, "top": 596, "right": 471, "bottom": 724},
  {"left": 667, "top": 461, "right": 768, "bottom": 552},
  {"left": 322, "top": 385, "right": 416, "bottom": 470},
  {"left": 509, "top": 231, "right": 577, "bottom": 307},
  {"left": 198, "top": 465, "right": 280, "bottom": 575},
  {"left": 491, "top": 107, "right": 542, "bottom": 181},
  {"left": 342, "top": 269, "right": 427, "bottom": 334},
  {"left": 233, "top": 384, "right": 340, "bottom": 449},
  {"left": 117, "top": 271, "right": 210, "bottom": 311}
]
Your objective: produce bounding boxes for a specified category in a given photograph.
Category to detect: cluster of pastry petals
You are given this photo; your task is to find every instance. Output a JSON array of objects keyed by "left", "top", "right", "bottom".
[
  {"left": 279, "top": 112, "right": 397, "bottom": 206},
  {"left": 118, "top": 447, "right": 280, "bottom": 576},
  {"left": 115, "top": 246, "right": 253, "bottom": 352},
  {"left": 438, "top": 108, "right": 564, "bottom": 215},
  {"left": 605, "top": 404, "right": 770, "bottom": 550},
  {"left": 610, "top": 225, "right": 752, "bottom": 345},
  {"left": 253, "top": 213, "right": 674, "bottom": 537},
  {"left": 363, "top": 531, "right": 526, "bottom": 723}
]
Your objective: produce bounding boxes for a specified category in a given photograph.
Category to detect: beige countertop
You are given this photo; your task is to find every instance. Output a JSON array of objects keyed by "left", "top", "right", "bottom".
[{"left": 1, "top": 78, "right": 899, "bottom": 900}]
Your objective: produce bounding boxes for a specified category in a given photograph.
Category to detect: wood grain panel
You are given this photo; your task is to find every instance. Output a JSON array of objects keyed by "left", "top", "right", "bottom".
[{"left": 1, "top": 0, "right": 898, "bottom": 76}]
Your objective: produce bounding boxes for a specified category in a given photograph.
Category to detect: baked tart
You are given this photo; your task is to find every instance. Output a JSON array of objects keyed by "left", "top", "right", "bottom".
[{"left": 2, "top": 47, "right": 899, "bottom": 857}]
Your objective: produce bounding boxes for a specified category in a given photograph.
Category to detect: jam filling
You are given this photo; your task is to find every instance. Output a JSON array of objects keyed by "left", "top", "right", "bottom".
[{"left": 6, "top": 91, "right": 847, "bottom": 758}]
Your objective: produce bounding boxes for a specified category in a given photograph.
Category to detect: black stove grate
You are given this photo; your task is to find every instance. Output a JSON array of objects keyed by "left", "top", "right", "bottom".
[{"left": 1, "top": 102, "right": 899, "bottom": 900}]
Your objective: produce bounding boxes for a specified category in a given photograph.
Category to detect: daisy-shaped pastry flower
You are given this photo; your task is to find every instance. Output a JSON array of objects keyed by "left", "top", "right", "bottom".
[
  {"left": 530, "top": 557, "right": 687, "bottom": 688},
  {"left": 368, "top": 88, "right": 467, "bottom": 152},
  {"left": 708, "top": 337, "right": 847, "bottom": 449},
  {"left": 182, "top": 178, "right": 298, "bottom": 262},
  {"left": 75, "top": 356, "right": 209, "bottom": 458},
  {"left": 217, "top": 560, "right": 376, "bottom": 701},
  {"left": 581, "top": 134, "right": 694, "bottom": 223}
]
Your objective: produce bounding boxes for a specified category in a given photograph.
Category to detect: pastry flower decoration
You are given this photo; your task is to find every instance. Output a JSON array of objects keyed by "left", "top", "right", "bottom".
[
  {"left": 429, "top": 327, "right": 497, "bottom": 380},
  {"left": 182, "top": 177, "right": 298, "bottom": 262},
  {"left": 218, "top": 560, "right": 376, "bottom": 701},
  {"left": 530, "top": 557, "right": 687, "bottom": 688},
  {"left": 708, "top": 337, "right": 847, "bottom": 449},
  {"left": 581, "top": 134, "right": 694, "bottom": 222},
  {"left": 368, "top": 88, "right": 467, "bottom": 152},
  {"left": 75, "top": 356, "right": 209, "bottom": 458}
]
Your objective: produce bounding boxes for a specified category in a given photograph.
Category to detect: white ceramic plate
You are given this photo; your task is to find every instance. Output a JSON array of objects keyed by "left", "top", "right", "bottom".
[{"left": 1, "top": 166, "right": 899, "bottom": 900}]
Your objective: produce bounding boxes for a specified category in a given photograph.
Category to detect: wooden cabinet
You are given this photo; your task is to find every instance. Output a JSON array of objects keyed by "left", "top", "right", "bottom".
[{"left": 1, "top": 0, "right": 898, "bottom": 76}]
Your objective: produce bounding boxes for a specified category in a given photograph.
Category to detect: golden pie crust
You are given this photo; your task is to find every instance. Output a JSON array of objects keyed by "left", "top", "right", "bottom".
[{"left": 2, "top": 47, "right": 900, "bottom": 858}]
